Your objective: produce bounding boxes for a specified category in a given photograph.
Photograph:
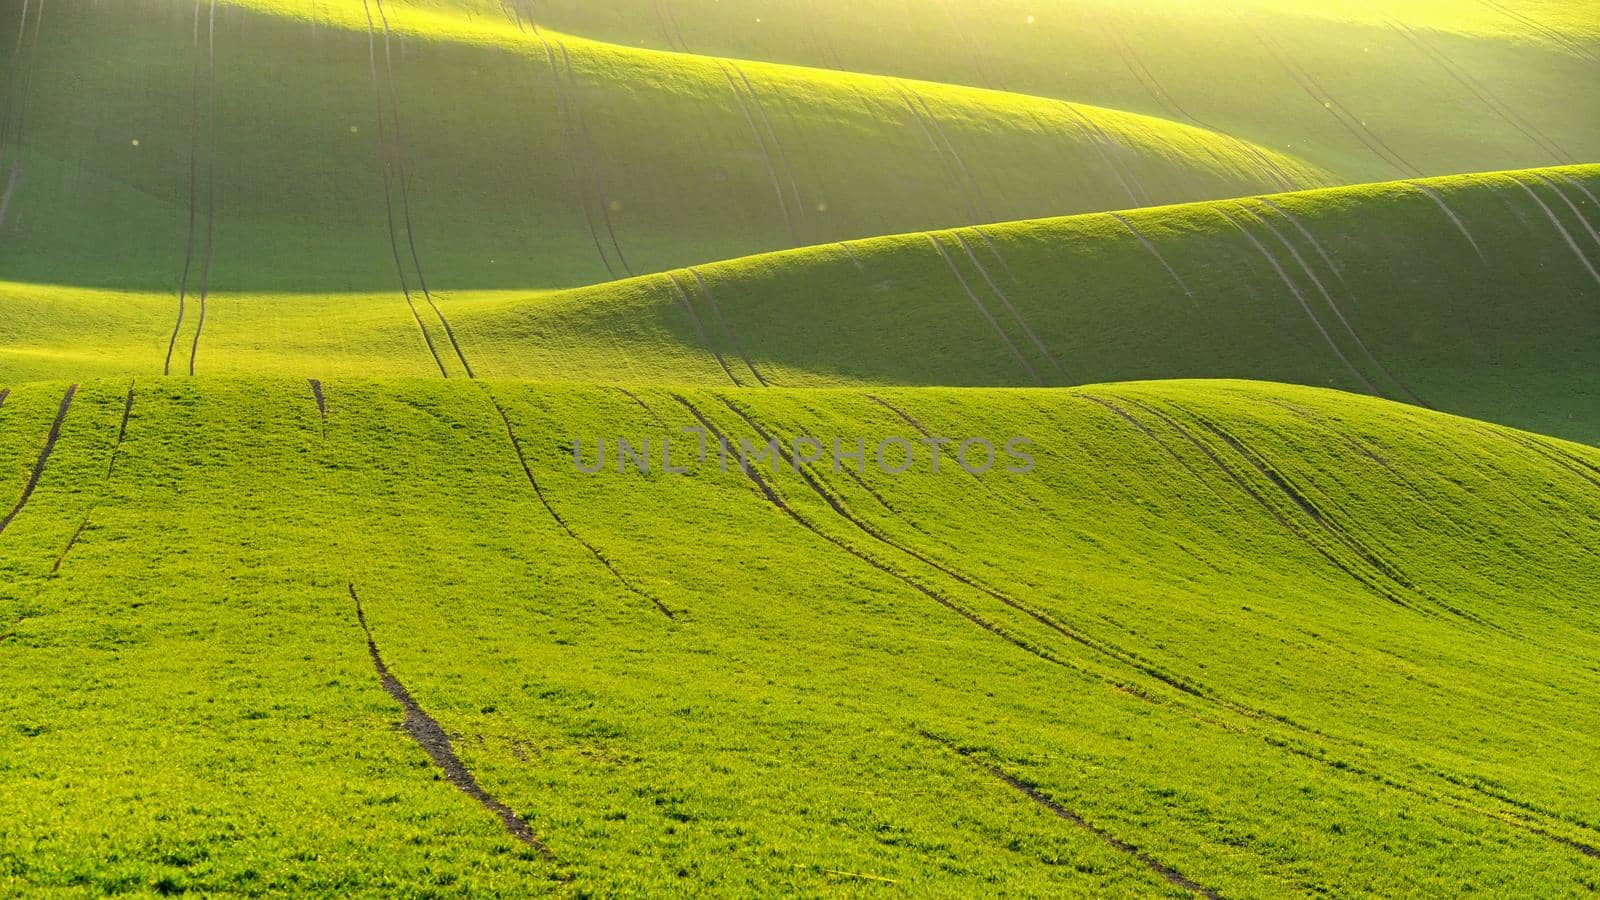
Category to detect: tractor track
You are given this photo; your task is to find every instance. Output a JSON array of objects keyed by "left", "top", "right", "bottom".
[
  {"left": 936, "top": 0, "right": 999, "bottom": 91},
  {"left": 1239, "top": 202, "right": 1429, "bottom": 408},
  {"left": 1034, "top": 105, "right": 1140, "bottom": 208},
  {"left": 0, "top": 0, "right": 44, "bottom": 228},
  {"left": 0, "top": 388, "right": 8, "bottom": 409},
  {"left": 54, "top": 385, "right": 135, "bottom": 573},
  {"left": 187, "top": 0, "right": 218, "bottom": 377},
  {"left": 0, "top": 0, "right": 34, "bottom": 166},
  {"left": 360, "top": 0, "right": 447, "bottom": 377},
  {"left": 727, "top": 395, "right": 899, "bottom": 516},
  {"left": 1386, "top": 17, "right": 1572, "bottom": 166},
  {"left": 0, "top": 384, "right": 75, "bottom": 539},
  {"left": 1532, "top": 172, "right": 1600, "bottom": 249},
  {"left": 729, "top": 63, "right": 804, "bottom": 242},
  {"left": 686, "top": 393, "right": 1600, "bottom": 855},
  {"left": 1476, "top": 0, "right": 1600, "bottom": 68},
  {"left": 1107, "top": 213, "right": 1195, "bottom": 305},
  {"left": 969, "top": 226, "right": 1016, "bottom": 281},
  {"left": 488, "top": 394, "right": 675, "bottom": 620},
  {"left": 690, "top": 268, "right": 768, "bottom": 386},
  {"left": 558, "top": 41, "right": 632, "bottom": 277},
  {"left": 837, "top": 241, "right": 865, "bottom": 271},
  {"left": 1557, "top": 173, "right": 1600, "bottom": 213},
  {"left": 922, "top": 731, "right": 1219, "bottom": 898},
  {"left": 349, "top": 584, "right": 554, "bottom": 854},
  {"left": 952, "top": 232, "right": 1066, "bottom": 380},
  {"left": 372, "top": 0, "right": 474, "bottom": 378},
  {"left": 1256, "top": 199, "right": 1343, "bottom": 276},
  {"left": 1248, "top": 21, "right": 1420, "bottom": 178},
  {"left": 1215, "top": 207, "right": 1383, "bottom": 396},
  {"left": 898, "top": 82, "right": 993, "bottom": 223},
  {"left": 665, "top": 272, "right": 742, "bottom": 387},
  {"left": 165, "top": 0, "right": 206, "bottom": 376},
  {"left": 1407, "top": 182, "right": 1486, "bottom": 262},
  {"left": 531, "top": 32, "right": 616, "bottom": 279},
  {"left": 716, "top": 61, "right": 798, "bottom": 245},
  {"left": 926, "top": 235, "right": 1040, "bottom": 385},
  {"left": 1509, "top": 175, "right": 1600, "bottom": 290},
  {"left": 672, "top": 394, "right": 1094, "bottom": 682}
]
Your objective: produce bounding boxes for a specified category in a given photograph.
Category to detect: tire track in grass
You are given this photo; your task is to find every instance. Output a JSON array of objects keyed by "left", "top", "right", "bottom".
[
  {"left": 905, "top": 82, "right": 994, "bottom": 222},
  {"left": 728, "top": 63, "right": 804, "bottom": 239},
  {"left": 1476, "top": 0, "right": 1600, "bottom": 67},
  {"left": 740, "top": 395, "right": 899, "bottom": 514},
  {"left": 360, "top": 0, "right": 447, "bottom": 377},
  {"left": 1247, "top": 20, "right": 1420, "bottom": 178},
  {"left": 1106, "top": 213, "right": 1195, "bottom": 305},
  {"left": 0, "top": 0, "right": 43, "bottom": 228},
  {"left": 952, "top": 231, "right": 1068, "bottom": 380},
  {"left": 0, "top": 384, "right": 75, "bottom": 539},
  {"left": 690, "top": 267, "right": 769, "bottom": 386},
  {"left": 348, "top": 584, "right": 554, "bottom": 854},
  {"left": 1032, "top": 105, "right": 1140, "bottom": 208},
  {"left": 1408, "top": 182, "right": 1487, "bottom": 262},
  {"left": 926, "top": 235, "right": 1040, "bottom": 385},
  {"left": 165, "top": 0, "right": 205, "bottom": 377},
  {"left": 672, "top": 394, "right": 1097, "bottom": 683},
  {"left": 0, "top": 0, "right": 33, "bottom": 166},
  {"left": 187, "top": 0, "right": 218, "bottom": 377},
  {"left": 487, "top": 393, "right": 675, "bottom": 620},
  {"left": 716, "top": 61, "right": 797, "bottom": 245},
  {"left": 700, "top": 391, "right": 1600, "bottom": 852},
  {"left": 528, "top": 32, "right": 614, "bottom": 279},
  {"left": 836, "top": 241, "right": 865, "bottom": 271},
  {"left": 0, "top": 388, "right": 8, "bottom": 410},
  {"left": 1532, "top": 172, "right": 1600, "bottom": 250},
  {"left": 557, "top": 40, "right": 632, "bottom": 277},
  {"left": 891, "top": 82, "right": 984, "bottom": 224},
  {"left": 1508, "top": 175, "right": 1600, "bottom": 290},
  {"left": 1215, "top": 207, "right": 1383, "bottom": 396},
  {"left": 53, "top": 384, "right": 135, "bottom": 572},
  {"left": 1256, "top": 198, "right": 1343, "bottom": 276},
  {"left": 935, "top": 0, "right": 998, "bottom": 90},
  {"left": 969, "top": 226, "right": 1016, "bottom": 282},
  {"left": 1091, "top": 6, "right": 1298, "bottom": 192},
  {"left": 1239, "top": 202, "right": 1430, "bottom": 408},
  {"left": 1557, "top": 173, "right": 1600, "bottom": 214},
  {"left": 921, "top": 732, "right": 1220, "bottom": 898},
  {"left": 665, "top": 272, "right": 742, "bottom": 387},
  {"left": 372, "top": 0, "right": 474, "bottom": 378},
  {"left": 1386, "top": 17, "right": 1573, "bottom": 166}
]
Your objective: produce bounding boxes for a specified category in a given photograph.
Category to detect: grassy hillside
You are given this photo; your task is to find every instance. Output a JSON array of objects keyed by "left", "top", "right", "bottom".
[
  {"left": 1, "top": 377, "right": 1597, "bottom": 893},
  {"left": 0, "top": 0, "right": 1324, "bottom": 293},
  {"left": 6, "top": 165, "right": 1596, "bottom": 442},
  {"left": 525, "top": 0, "right": 1600, "bottom": 183}
]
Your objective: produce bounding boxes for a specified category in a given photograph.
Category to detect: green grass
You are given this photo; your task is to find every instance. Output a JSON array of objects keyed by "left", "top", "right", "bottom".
[
  {"left": 6, "top": 165, "right": 1596, "bottom": 442},
  {"left": 1, "top": 377, "right": 1598, "bottom": 894}
]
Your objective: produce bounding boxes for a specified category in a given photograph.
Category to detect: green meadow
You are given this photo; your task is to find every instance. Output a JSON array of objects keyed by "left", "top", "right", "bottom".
[{"left": 1, "top": 0, "right": 1597, "bottom": 895}]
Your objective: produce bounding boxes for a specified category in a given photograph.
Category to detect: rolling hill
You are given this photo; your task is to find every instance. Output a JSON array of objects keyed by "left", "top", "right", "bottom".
[
  {"left": 1, "top": 377, "right": 1598, "bottom": 893},
  {"left": 6, "top": 165, "right": 1596, "bottom": 442}
]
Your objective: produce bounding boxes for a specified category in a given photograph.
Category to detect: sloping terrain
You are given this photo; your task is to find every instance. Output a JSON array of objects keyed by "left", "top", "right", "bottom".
[
  {"left": 0, "top": 0, "right": 1322, "bottom": 293},
  {"left": 6, "top": 165, "right": 1596, "bottom": 442},
  {"left": 1, "top": 377, "right": 1598, "bottom": 893}
]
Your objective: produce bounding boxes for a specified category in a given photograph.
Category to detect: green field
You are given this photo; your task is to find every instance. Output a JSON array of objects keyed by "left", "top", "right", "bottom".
[{"left": 2, "top": 0, "right": 1598, "bottom": 895}]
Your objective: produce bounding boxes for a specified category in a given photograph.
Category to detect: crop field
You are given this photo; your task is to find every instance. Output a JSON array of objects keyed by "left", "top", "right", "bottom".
[{"left": 1, "top": 0, "right": 1597, "bottom": 896}]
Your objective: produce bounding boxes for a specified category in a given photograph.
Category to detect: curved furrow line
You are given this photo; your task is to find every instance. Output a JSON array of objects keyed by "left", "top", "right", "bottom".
[
  {"left": 1024, "top": 106, "right": 1138, "bottom": 208},
  {"left": 0, "top": 384, "right": 75, "bottom": 540},
  {"left": 188, "top": 0, "right": 218, "bottom": 377},
  {"left": 968, "top": 226, "right": 1017, "bottom": 282},
  {"left": 487, "top": 393, "right": 675, "bottom": 620},
  {"left": 0, "top": 388, "right": 8, "bottom": 410},
  {"left": 925, "top": 234, "right": 1040, "bottom": 386},
  {"left": 1476, "top": 0, "right": 1600, "bottom": 67},
  {"left": 557, "top": 41, "right": 632, "bottom": 277},
  {"left": 1256, "top": 198, "right": 1344, "bottom": 277},
  {"left": 890, "top": 82, "right": 983, "bottom": 224},
  {"left": 349, "top": 584, "right": 554, "bottom": 854},
  {"left": 836, "top": 240, "right": 865, "bottom": 271},
  {"left": 1061, "top": 101, "right": 1153, "bottom": 207},
  {"left": 0, "top": 0, "right": 32, "bottom": 166},
  {"left": 689, "top": 268, "right": 768, "bottom": 387},
  {"left": 53, "top": 384, "right": 136, "bottom": 573},
  {"left": 952, "top": 231, "right": 1067, "bottom": 380},
  {"left": 359, "top": 0, "right": 447, "bottom": 378},
  {"left": 372, "top": 0, "right": 473, "bottom": 378},
  {"left": 1107, "top": 213, "right": 1195, "bottom": 305},
  {"left": 906, "top": 85, "right": 993, "bottom": 223},
  {"left": 1532, "top": 172, "right": 1600, "bottom": 249},
  {"left": 726, "top": 395, "right": 900, "bottom": 519},
  {"left": 529, "top": 32, "right": 614, "bottom": 280},
  {"left": 1247, "top": 20, "right": 1419, "bottom": 178},
  {"left": 1386, "top": 17, "right": 1572, "bottom": 165},
  {"left": 1558, "top": 173, "right": 1600, "bottom": 212},
  {"left": 1214, "top": 207, "right": 1383, "bottom": 396},
  {"left": 1239, "top": 202, "right": 1430, "bottom": 408},
  {"left": 665, "top": 272, "right": 742, "bottom": 387},
  {"left": 716, "top": 61, "right": 797, "bottom": 245},
  {"left": 728, "top": 63, "right": 805, "bottom": 232},
  {"left": 1408, "top": 182, "right": 1487, "bottom": 262},
  {"left": 671, "top": 394, "right": 1094, "bottom": 682},
  {"left": 164, "top": 0, "right": 205, "bottom": 377},
  {"left": 1508, "top": 175, "right": 1600, "bottom": 290},
  {"left": 935, "top": 0, "right": 998, "bottom": 91},
  {"left": 0, "top": 0, "right": 44, "bottom": 228},
  {"left": 921, "top": 732, "right": 1220, "bottom": 898},
  {"left": 865, "top": 393, "right": 996, "bottom": 497}
]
